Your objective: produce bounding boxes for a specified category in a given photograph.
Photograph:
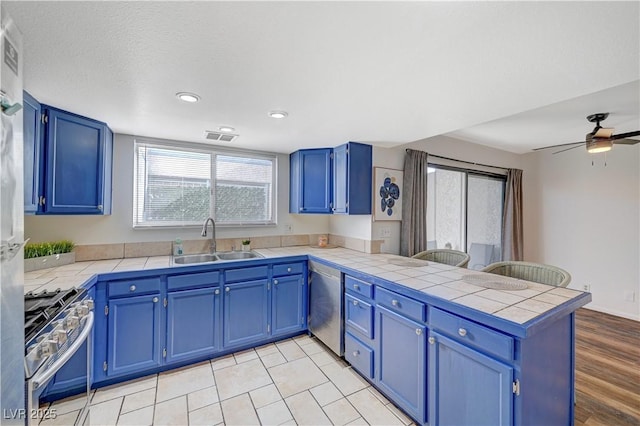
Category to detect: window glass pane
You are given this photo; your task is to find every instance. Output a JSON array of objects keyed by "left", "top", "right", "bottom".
[
  {"left": 427, "top": 168, "right": 465, "bottom": 251},
  {"left": 135, "top": 146, "right": 211, "bottom": 226},
  {"left": 467, "top": 175, "right": 504, "bottom": 270},
  {"left": 215, "top": 155, "right": 273, "bottom": 222},
  {"left": 133, "top": 143, "right": 276, "bottom": 227}
]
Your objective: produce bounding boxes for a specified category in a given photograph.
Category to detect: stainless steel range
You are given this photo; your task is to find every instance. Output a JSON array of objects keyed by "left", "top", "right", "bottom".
[{"left": 24, "top": 288, "right": 94, "bottom": 425}]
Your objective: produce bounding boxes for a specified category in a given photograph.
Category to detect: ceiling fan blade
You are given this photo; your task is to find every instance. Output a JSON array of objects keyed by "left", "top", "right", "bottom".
[
  {"left": 610, "top": 130, "right": 640, "bottom": 140},
  {"left": 533, "top": 141, "right": 584, "bottom": 151},
  {"left": 552, "top": 144, "right": 584, "bottom": 155},
  {"left": 612, "top": 138, "right": 640, "bottom": 145},
  {"left": 594, "top": 127, "right": 614, "bottom": 138}
]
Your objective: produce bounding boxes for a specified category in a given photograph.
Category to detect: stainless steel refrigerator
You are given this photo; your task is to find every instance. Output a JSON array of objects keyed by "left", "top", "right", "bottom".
[{"left": 1, "top": 8, "right": 25, "bottom": 425}]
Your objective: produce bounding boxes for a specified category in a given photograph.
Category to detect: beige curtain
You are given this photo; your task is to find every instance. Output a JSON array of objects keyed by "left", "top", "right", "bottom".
[
  {"left": 502, "top": 168, "right": 523, "bottom": 261},
  {"left": 400, "top": 149, "right": 429, "bottom": 257}
]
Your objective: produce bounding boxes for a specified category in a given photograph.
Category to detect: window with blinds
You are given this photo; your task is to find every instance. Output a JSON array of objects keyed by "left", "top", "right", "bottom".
[{"left": 134, "top": 141, "right": 276, "bottom": 227}]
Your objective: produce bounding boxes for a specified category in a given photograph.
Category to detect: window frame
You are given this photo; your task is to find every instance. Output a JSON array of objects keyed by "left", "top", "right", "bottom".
[
  {"left": 133, "top": 138, "right": 278, "bottom": 229},
  {"left": 427, "top": 163, "right": 507, "bottom": 254}
]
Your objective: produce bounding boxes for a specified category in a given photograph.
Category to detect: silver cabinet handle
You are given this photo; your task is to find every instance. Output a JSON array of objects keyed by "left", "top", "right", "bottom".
[
  {"left": 353, "top": 284, "right": 360, "bottom": 290},
  {"left": 428, "top": 337, "right": 435, "bottom": 344},
  {"left": 416, "top": 328, "right": 422, "bottom": 336},
  {"left": 391, "top": 299, "right": 399, "bottom": 307},
  {"left": 274, "top": 279, "right": 279, "bottom": 285},
  {"left": 458, "top": 328, "right": 467, "bottom": 337},
  {"left": 129, "top": 285, "right": 136, "bottom": 292},
  {"left": 214, "top": 289, "right": 220, "bottom": 295},
  {"left": 225, "top": 287, "right": 230, "bottom": 293},
  {"left": 353, "top": 350, "right": 360, "bottom": 357},
  {"left": 98, "top": 204, "right": 103, "bottom": 211},
  {"left": 152, "top": 297, "right": 159, "bottom": 303},
  {"left": 352, "top": 300, "right": 359, "bottom": 306},
  {"left": 287, "top": 267, "right": 292, "bottom": 273}
]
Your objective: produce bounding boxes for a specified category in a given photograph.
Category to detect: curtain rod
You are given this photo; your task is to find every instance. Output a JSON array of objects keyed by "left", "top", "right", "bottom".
[{"left": 406, "top": 150, "right": 510, "bottom": 171}]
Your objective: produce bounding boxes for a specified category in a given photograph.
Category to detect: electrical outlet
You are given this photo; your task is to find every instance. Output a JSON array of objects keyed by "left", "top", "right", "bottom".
[
  {"left": 582, "top": 284, "right": 591, "bottom": 292},
  {"left": 624, "top": 291, "right": 636, "bottom": 302},
  {"left": 379, "top": 226, "right": 392, "bottom": 238},
  {"left": 284, "top": 223, "right": 293, "bottom": 233}
]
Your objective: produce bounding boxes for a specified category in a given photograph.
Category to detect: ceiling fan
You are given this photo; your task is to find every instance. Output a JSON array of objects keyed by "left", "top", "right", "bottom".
[{"left": 533, "top": 113, "right": 640, "bottom": 154}]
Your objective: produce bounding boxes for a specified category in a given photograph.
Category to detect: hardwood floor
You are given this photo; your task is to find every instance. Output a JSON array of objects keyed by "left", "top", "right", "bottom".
[{"left": 574, "top": 308, "right": 640, "bottom": 426}]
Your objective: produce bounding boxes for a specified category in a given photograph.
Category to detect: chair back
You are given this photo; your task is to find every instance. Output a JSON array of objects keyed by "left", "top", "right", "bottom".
[
  {"left": 412, "top": 249, "right": 471, "bottom": 268},
  {"left": 481, "top": 261, "right": 571, "bottom": 287}
]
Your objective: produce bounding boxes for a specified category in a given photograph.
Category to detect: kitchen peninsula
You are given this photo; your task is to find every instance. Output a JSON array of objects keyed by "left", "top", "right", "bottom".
[{"left": 25, "top": 246, "right": 590, "bottom": 426}]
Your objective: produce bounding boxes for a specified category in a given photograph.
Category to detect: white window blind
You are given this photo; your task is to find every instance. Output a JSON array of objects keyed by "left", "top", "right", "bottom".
[{"left": 134, "top": 141, "right": 276, "bottom": 228}]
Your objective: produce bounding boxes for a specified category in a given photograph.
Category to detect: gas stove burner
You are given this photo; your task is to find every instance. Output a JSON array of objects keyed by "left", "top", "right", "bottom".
[{"left": 24, "top": 287, "right": 86, "bottom": 343}]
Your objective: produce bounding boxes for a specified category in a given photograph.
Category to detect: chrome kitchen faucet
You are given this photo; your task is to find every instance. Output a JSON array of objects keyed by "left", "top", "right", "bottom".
[{"left": 201, "top": 217, "right": 217, "bottom": 253}]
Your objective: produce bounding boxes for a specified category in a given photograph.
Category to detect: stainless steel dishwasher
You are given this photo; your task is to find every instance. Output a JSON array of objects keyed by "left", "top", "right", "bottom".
[{"left": 308, "top": 261, "right": 344, "bottom": 356}]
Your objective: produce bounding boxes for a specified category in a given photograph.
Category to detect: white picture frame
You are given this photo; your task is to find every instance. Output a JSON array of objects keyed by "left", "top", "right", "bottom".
[{"left": 373, "top": 167, "right": 403, "bottom": 221}]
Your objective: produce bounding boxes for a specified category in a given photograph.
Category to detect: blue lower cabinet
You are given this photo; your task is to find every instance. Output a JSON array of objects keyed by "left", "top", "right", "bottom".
[
  {"left": 376, "top": 306, "right": 427, "bottom": 424},
  {"left": 429, "top": 331, "right": 513, "bottom": 426},
  {"left": 223, "top": 280, "right": 269, "bottom": 348},
  {"left": 40, "top": 340, "right": 89, "bottom": 401},
  {"left": 271, "top": 275, "right": 305, "bottom": 336},
  {"left": 166, "top": 287, "right": 221, "bottom": 364},
  {"left": 107, "top": 294, "right": 162, "bottom": 377}
]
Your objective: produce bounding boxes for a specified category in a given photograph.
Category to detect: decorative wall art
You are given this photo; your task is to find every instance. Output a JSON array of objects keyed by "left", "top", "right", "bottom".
[{"left": 374, "top": 167, "right": 403, "bottom": 221}]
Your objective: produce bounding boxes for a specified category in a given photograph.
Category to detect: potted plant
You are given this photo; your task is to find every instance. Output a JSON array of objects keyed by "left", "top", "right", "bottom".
[
  {"left": 24, "top": 240, "right": 75, "bottom": 272},
  {"left": 241, "top": 239, "right": 251, "bottom": 251}
]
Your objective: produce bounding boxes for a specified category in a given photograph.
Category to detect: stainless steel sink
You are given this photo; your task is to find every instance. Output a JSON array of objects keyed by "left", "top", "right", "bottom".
[
  {"left": 216, "top": 251, "right": 264, "bottom": 260},
  {"left": 173, "top": 254, "right": 219, "bottom": 264}
]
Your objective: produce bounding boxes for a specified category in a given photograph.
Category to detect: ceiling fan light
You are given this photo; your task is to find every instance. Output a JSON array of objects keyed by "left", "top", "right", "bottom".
[{"left": 586, "top": 138, "right": 613, "bottom": 154}]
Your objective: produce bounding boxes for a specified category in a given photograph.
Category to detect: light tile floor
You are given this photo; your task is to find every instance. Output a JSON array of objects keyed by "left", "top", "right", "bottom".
[{"left": 41, "top": 334, "right": 415, "bottom": 426}]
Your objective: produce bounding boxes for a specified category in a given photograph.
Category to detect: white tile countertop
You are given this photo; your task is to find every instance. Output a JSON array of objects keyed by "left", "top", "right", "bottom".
[{"left": 24, "top": 246, "right": 589, "bottom": 326}]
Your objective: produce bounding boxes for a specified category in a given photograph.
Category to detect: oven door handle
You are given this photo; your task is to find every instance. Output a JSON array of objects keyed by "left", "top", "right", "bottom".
[{"left": 31, "top": 312, "right": 94, "bottom": 389}]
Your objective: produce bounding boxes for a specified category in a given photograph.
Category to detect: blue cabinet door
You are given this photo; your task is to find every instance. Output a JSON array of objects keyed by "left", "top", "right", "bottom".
[
  {"left": 223, "top": 280, "right": 269, "bottom": 348},
  {"left": 166, "top": 287, "right": 221, "bottom": 364},
  {"left": 107, "top": 294, "right": 162, "bottom": 378},
  {"left": 429, "top": 331, "right": 513, "bottom": 426},
  {"left": 376, "top": 306, "right": 427, "bottom": 424},
  {"left": 290, "top": 148, "right": 333, "bottom": 213},
  {"left": 43, "top": 106, "right": 112, "bottom": 214},
  {"left": 332, "top": 144, "right": 348, "bottom": 214},
  {"left": 23, "top": 91, "right": 43, "bottom": 214},
  {"left": 272, "top": 275, "right": 305, "bottom": 336},
  {"left": 333, "top": 142, "right": 372, "bottom": 215}
]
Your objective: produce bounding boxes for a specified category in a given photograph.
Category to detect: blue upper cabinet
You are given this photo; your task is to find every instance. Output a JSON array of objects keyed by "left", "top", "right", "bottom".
[
  {"left": 22, "top": 91, "right": 113, "bottom": 215},
  {"left": 42, "top": 106, "right": 113, "bottom": 214},
  {"left": 290, "top": 142, "right": 372, "bottom": 215},
  {"left": 333, "top": 142, "right": 372, "bottom": 215},
  {"left": 290, "top": 148, "right": 333, "bottom": 214},
  {"left": 23, "top": 91, "right": 43, "bottom": 214}
]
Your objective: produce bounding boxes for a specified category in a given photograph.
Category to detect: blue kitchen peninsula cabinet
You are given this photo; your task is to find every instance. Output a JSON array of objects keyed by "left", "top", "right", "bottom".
[
  {"left": 429, "top": 332, "right": 513, "bottom": 426},
  {"left": 22, "top": 91, "right": 113, "bottom": 215},
  {"left": 290, "top": 142, "right": 372, "bottom": 215}
]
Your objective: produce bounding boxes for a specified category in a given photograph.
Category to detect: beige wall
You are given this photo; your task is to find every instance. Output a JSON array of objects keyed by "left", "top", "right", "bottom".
[{"left": 25, "top": 134, "right": 330, "bottom": 245}]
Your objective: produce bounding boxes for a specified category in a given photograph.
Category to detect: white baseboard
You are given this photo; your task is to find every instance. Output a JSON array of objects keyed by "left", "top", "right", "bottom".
[{"left": 582, "top": 305, "right": 640, "bottom": 322}]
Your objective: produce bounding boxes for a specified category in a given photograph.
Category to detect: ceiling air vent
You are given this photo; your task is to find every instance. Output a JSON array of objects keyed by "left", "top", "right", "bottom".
[{"left": 204, "top": 131, "right": 238, "bottom": 142}]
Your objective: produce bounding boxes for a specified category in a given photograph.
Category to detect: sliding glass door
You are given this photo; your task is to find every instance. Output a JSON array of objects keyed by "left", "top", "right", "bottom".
[{"left": 426, "top": 166, "right": 505, "bottom": 270}]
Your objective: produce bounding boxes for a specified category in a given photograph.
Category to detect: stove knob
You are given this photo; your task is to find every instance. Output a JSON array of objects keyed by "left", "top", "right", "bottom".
[
  {"left": 84, "top": 299, "right": 94, "bottom": 310},
  {"left": 65, "top": 315, "right": 80, "bottom": 330},
  {"left": 39, "top": 340, "right": 59, "bottom": 357},
  {"left": 52, "top": 328, "right": 68, "bottom": 345},
  {"left": 76, "top": 305, "right": 89, "bottom": 317}
]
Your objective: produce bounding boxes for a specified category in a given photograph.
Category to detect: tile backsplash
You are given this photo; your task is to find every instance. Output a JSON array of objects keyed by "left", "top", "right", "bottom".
[{"left": 74, "top": 234, "right": 383, "bottom": 261}]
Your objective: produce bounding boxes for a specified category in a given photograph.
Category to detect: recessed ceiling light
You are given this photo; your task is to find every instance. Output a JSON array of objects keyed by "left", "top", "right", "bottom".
[
  {"left": 218, "top": 126, "right": 235, "bottom": 133},
  {"left": 176, "top": 92, "right": 200, "bottom": 103},
  {"left": 269, "top": 111, "right": 288, "bottom": 119}
]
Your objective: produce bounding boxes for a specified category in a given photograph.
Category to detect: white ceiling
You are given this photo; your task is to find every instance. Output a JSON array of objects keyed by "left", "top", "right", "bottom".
[{"left": 4, "top": 1, "right": 639, "bottom": 154}]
